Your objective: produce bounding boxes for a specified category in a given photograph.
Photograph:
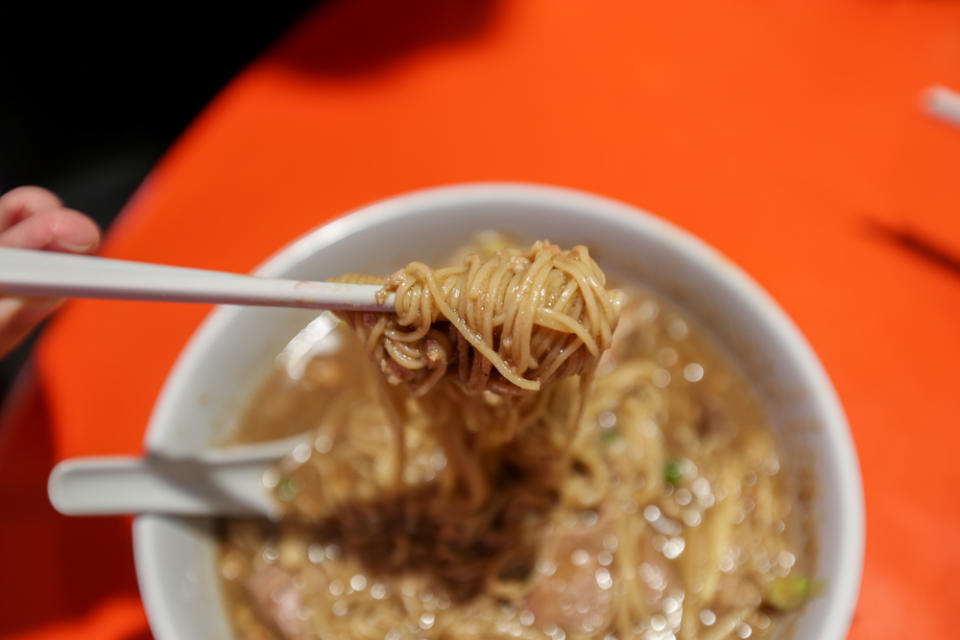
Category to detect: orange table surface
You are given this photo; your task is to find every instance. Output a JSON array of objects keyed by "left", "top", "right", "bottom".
[{"left": 2, "top": 1, "right": 959, "bottom": 638}]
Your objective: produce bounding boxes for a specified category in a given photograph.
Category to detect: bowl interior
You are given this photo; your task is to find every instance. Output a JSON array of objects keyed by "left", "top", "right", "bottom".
[{"left": 135, "top": 183, "right": 862, "bottom": 640}]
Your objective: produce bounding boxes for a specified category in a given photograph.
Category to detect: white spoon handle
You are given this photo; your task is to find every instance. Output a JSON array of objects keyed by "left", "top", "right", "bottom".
[
  {"left": 0, "top": 247, "right": 391, "bottom": 312},
  {"left": 47, "top": 456, "right": 279, "bottom": 518}
]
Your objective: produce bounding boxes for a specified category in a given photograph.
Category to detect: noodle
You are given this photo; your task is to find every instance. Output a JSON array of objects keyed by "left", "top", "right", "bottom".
[
  {"left": 336, "top": 241, "right": 621, "bottom": 396},
  {"left": 217, "top": 236, "right": 815, "bottom": 640},
  {"left": 334, "top": 241, "right": 621, "bottom": 510}
]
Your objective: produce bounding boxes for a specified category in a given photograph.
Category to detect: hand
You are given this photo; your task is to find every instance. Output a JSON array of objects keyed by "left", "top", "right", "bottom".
[{"left": 0, "top": 187, "right": 101, "bottom": 358}]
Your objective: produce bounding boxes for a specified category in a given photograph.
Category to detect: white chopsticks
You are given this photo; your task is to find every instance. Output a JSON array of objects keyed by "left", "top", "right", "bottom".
[{"left": 0, "top": 247, "right": 393, "bottom": 312}]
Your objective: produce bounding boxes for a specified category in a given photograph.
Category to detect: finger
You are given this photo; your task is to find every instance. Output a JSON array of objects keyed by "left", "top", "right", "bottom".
[
  {"left": 0, "top": 186, "right": 63, "bottom": 231},
  {"left": 0, "top": 208, "right": 101, "bottom": 253},
  {"left": 0, "top": 296, "right": 61, "bottom": 358}
]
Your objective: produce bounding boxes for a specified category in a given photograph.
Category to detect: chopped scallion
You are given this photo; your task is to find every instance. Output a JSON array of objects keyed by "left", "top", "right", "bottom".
[
  {"left": 765, "top": 575, "right": 822, "bottom": 611},
  {"left": 277, "top": 476, "right": 299, "bottom": 501},
  {"left": 602, "top": 429, "right": 621, "bottom": 443},
  {"left": 664, "top": 459, "right": 684, "bottom": 486}
]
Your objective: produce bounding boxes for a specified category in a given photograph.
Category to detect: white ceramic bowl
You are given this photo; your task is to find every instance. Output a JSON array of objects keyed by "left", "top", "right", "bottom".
[{"left": 135, "top": 183, "right": 863, "bottom": 640}]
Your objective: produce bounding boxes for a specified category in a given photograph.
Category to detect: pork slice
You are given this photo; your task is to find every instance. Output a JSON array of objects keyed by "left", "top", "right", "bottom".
[
  {"left": 244, "top": 566, "right": 309, "bottom": 640},
  {"left": 526, "top": 519, "right": 612, "bottom": 633}
]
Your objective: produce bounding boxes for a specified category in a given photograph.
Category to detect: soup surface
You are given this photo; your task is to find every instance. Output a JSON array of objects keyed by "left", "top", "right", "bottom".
[{"left": 217, "top": 243, "right": 815, "bottom": 640}]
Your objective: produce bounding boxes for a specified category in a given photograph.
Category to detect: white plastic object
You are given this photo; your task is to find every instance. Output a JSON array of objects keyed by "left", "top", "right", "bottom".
[
  {"left": 47, "top": 433, "right": 309, "bottom": 519},
  {"left": 924, "top": 85, "right": 960, "bottom": 128},
  {"left": 0, "top": 247, "right": 391, "bottom": 311}
]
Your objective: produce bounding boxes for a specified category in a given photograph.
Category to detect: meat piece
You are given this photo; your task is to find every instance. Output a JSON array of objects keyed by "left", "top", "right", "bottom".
[
  {"left": 526, "top": 519, "right": 612, "bottom": 632},
  {"left": 244, "top": 566, "right": 308, "bottom": 640}
]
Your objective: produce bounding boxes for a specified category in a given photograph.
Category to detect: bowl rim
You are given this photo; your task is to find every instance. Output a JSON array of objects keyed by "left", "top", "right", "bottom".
[{"left": 134, "top": 181, "right": 864, "bottom": 640}]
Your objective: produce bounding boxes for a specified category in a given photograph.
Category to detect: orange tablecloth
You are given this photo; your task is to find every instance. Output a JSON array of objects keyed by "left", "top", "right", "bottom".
[{"left": 2, "top": 1, "right": 959, "bottom": 638}]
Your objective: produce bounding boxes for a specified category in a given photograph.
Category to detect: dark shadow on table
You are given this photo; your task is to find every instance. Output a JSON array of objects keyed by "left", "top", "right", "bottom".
[
  {"left": 271, "top": 0, "right": 501, "bottom": 76},
  {"left": 863, "top": 217, "right": 960, "bottom": 280},
  {"left": 0, "top": 371, "right": 148, "bottom": 638}
]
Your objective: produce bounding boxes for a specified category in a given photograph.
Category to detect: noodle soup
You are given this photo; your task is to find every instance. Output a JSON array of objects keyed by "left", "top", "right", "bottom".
[{"left": 216, "top": 243, "right": 815, "bottom": 640}]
